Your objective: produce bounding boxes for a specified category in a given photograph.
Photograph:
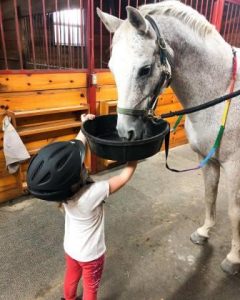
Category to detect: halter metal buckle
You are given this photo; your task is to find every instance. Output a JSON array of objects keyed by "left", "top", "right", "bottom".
[
  {"left": 158, "top": 38, "right": 167, "bottom": 50},
  {"left": 147, "top": 109, "right": 155, "bottom": 118}
]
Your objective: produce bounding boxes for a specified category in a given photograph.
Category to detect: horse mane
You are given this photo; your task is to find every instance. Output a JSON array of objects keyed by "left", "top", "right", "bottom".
[{"left": 140, "top": 1, "right": 217, "bottom": 39}]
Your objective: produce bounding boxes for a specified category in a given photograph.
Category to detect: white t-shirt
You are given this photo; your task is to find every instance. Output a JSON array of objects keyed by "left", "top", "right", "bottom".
[{"left": 63, "top": 180, "right": 109, "bottom": 262}]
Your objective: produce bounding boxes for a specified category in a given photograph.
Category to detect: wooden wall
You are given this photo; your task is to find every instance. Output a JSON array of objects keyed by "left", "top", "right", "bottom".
[
  {"left": 0, "top": 72, "right": 89, "bottom": 203},
  {"left": 0, "top": 70, "right": 188, "bottom": 203}
]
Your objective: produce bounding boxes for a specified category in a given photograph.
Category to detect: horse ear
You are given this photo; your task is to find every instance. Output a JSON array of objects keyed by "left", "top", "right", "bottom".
[
  {"left": 126, "top": 6, "right": 147, "bottom": 34},
  {"left": 97, "top": 8, "right": 123, "bottom": 33}
]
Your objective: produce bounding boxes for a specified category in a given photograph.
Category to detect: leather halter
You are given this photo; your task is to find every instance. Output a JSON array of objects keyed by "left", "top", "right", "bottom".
[{"left": 117, "top": 14, "right": 172, "bottom": 118}]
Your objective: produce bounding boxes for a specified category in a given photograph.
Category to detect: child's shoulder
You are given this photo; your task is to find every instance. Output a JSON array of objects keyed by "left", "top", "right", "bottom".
[{"left": 68, "top": 180, "right": 109, "bottom": 203}]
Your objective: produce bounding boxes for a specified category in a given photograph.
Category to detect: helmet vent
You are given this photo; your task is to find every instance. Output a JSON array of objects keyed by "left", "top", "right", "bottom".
[
  {"left": 31, "top": 161, "right": 44, "bottom": 180},
  {"left": 56, "top": 153, "right": 71, "bottom": 170},
  {"left": 39, "top": 172, "right": 51, "bottom": 184},
  {"left": 49, "top": 145, "right": 66, "bottom": 158}
]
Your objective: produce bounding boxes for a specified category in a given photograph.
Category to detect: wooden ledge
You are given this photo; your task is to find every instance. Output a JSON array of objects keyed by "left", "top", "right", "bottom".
[
  {"left": 14, "top": 105, "right": 89, "bottom": 118},
  {"left": 18, "top": 121, "right": 81, "bottom": 137}
]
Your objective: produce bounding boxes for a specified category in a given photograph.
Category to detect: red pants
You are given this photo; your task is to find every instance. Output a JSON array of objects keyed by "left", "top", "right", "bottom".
[{"left": 64, "top": 253, "right": 105, "bottom": 300}]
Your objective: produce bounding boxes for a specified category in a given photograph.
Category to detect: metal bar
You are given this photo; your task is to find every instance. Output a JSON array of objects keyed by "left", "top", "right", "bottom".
[
  {"left": 225, "top": 0, "right": 240, "bottom": 4},
  {"left": 77, "top": 3, "right": 80, "bottom": 69},
  {"left": 59, "top": 9, "right": 63, "bottom": 68},
  {"left": 205, "top": 0, "right": 209, "bottom": 19},
  {"left": 228, "top": 3, "right": 237, "bottom": 44},
  {"left": 23, "top": 18, "right": 30, "bottom": 69},
  {"left": 209, "top": 0, "right": 214, "bottom": 21},
  {"left": 80, "top": 0, "right": 84, "bottom": 68},
  {"left": 109, "top": 7, "right": 112, "bottom": 58},
  {"left": 67, "top": 0, "right": 72, "bottom": 68},
  {"left": 48, "top": 13, "right": 52, "bottom": 68},
  {"left": 100, "top": 0, "right": 103, "bottom": 68},
  {"left": 55, "top": 0, "right": 61, "bottom": 68},
  {"left": 13, "top": 0, "right": 23, "bottom": 69},
  {"left": 200, "top": 0, "right": 204, "bottom": 13},
  {"left": 42, "top": 0, "right": 49, "bottom": 67},
  {"left": 227, "top": 2, "right": 235, "bottom": 38},
  {"left": 223, "top": 2, "right": 230, "bottom": 36},
  {"left": 28, "top": 0, "right": 36, "bottom": 69},
  {"left": 233, "top": 5, "right": 240, "bottom": 46},
  {"left": 71, "top": 7, "right": 75, "bottom": 68},
  {"left": 39, "top": 15, "right": 43, "bottom": 68},
  {"left": 0, "top": 2, "right": 8, "bottom": 69},
  {"left": 91, "top": 0, "right": 95, "bottom": 69},
  {"left": 119, "top": 0, "right": 122, "bottom": 18},
  {"left": 195, "top": 0, "right": 199, "bottom": 11}
]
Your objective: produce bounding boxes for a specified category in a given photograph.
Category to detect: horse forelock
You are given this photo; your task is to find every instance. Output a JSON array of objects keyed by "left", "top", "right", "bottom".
[{"left": 139, "top": 1, "right": 217, "bottom": 40}]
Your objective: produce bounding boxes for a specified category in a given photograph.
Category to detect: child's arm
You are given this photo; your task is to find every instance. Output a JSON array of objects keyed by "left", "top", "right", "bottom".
[
  {"left": 108, "top": 161, "right": 138, "bottom": 194},
  {"left": 75, "top": 113, "right": 95, "bottom": 145}
]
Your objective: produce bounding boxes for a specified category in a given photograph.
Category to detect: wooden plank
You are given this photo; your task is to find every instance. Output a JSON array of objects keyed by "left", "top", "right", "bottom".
[
  {"left": 96, "top": 72, "right": 116, "bottom": 86},
  {"left": 155, "top": 102, "right": 183, "bottom": 115},
  {"left": 96, "top": 72, "right": 175, "bottom": 96},
  {"left": 157, "top": 93, "right": 179, "bottom": 105},
  {"left": 0, "top": 88, "right": 87, "bottom": 111},
  {"left": 14, "top": 105, "right": 89, "bottom": 118},
  {"left": 96, "top": 85, "right": 118, "bottom": 101},
  {"left": 0, "top": 73, "right": 87, "bottom": 92},
  {"left": 24, "top": 133, "right": 77, "bottom": 155},
  {"left": 18, "top": 121, "right": 81, "bottom": 137},
  {"left": 100, "top": 100, "right": 117, "bottom": 115},
  {"left": 0, "top": 188, "right": 22, "bottom": 203},
  {"left": 0, "top": 152, "right": 9, "bottom": 177},
  {"left": 0, "top": 169, "right": 24, "bottom": 200}
]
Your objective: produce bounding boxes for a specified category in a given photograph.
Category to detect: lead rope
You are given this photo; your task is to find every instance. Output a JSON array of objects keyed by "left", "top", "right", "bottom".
[{"left": 165, "top": 48, "right": 238, "bottom": 172}]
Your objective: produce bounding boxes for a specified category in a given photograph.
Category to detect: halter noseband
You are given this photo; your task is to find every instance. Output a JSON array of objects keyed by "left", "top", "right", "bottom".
[{"left": 117, "top": 14, "right": 172, "bottom": 118}]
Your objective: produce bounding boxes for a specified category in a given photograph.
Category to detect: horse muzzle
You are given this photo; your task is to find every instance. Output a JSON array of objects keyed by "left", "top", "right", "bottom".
[{"left": 116, "top": 114, "right": 148, "bottom": 140}]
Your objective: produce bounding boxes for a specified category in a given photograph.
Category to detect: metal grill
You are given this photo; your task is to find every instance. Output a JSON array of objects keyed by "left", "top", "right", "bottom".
[
  {"left": 93, "top": 0, "right": 231, "bottom": 69},
  {"left": 183, "top": 0, "right": 216, "bottom": 21},
  {"left": 0, "top": 0, "right": 87, "bottom": 70},
  {"left": 220, "top": 0, "right": 240, "bottom": 47},
  {"left": 0, "top": 0, "right": 240, "bottom": 71}
]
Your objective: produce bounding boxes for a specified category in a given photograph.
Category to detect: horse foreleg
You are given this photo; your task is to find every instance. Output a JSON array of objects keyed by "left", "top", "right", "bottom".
[
  {"left": 220, "top": 160, "right": 240, "bottom": 275},
  {"left": 190, "top": 158, "right": 220, "bottom": 245}
]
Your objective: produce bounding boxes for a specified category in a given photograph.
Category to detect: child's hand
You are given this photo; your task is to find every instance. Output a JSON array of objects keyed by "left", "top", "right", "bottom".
[{"left": 81, "top": 114, "right": 95, "bottom": 123}]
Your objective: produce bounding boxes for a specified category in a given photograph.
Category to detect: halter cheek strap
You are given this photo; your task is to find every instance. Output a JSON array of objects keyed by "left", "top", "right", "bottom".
[{"left": 117, "top": 14, "right": 172, "bottom": 118}]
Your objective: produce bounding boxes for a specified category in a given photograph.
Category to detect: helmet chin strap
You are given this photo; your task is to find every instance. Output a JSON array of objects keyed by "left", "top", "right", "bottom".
[{"left": 117, "top": 14, "right": 172, "bottom": 119}]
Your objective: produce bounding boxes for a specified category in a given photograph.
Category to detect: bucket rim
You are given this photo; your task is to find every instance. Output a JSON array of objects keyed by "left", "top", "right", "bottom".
[{"left": 82, "top": 114, "right": 170, "bottom": 146}]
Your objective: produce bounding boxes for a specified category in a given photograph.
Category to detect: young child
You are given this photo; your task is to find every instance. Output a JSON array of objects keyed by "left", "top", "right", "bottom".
[{"left": 27, "top": 114, "right": 138, "bottom": 300}]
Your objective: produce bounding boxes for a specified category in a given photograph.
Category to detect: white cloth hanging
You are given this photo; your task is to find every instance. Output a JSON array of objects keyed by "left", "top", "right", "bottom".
[{"left": 2, "top": 116, "right": 30, "bottom": 174}]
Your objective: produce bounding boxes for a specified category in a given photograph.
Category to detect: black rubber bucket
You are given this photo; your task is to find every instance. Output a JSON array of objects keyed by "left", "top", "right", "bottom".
[{"left": 82, "top": 114, "right": 170, "bottom": 162}]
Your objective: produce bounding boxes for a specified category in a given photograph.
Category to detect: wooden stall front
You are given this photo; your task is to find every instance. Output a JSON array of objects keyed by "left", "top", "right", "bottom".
[{"left": 0, "top": 72, "right": 89, "bottom": 203}]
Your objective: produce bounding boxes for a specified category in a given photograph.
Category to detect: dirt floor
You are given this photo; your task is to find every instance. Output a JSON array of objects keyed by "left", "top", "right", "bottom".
[{"left": 1, "top": 144, "right": 240, "bottom": 300}]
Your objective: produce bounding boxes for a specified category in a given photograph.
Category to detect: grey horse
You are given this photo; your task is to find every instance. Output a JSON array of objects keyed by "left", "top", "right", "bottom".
[{"left": 97, "top": 1, "right": 240, "bottom": 275}]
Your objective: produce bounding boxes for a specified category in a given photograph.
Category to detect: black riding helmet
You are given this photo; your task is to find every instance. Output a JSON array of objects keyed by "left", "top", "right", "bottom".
[{"left": 27, "top": 140, "right": 86, "bottom": 201}]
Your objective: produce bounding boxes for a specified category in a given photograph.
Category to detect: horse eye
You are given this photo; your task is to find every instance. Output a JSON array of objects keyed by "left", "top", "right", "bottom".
[{"left": 138, "top": 65, "right": 152, "bottom": 78}]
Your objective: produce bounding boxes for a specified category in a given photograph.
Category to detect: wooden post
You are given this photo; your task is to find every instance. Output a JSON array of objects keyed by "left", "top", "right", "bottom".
[{"left": 86, "top": 0, "right": 97, "bottom": 173}]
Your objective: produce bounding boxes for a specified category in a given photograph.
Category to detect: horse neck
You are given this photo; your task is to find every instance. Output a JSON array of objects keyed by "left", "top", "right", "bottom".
[{"left": 158, "top": 17, "right": 233, "bottom": 109}]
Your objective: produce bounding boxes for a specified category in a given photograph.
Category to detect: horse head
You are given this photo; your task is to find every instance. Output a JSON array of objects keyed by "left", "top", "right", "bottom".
[{"left": 97, "top": 6, "right": 173, "bottom": 140}]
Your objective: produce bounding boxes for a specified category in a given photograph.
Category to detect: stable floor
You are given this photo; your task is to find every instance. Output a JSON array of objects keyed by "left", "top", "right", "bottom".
[{"left": 1, "top": 144, "right": 240, "bottom": 300}]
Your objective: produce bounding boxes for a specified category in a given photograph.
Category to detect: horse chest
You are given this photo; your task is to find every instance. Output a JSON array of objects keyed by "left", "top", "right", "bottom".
[{"left": 185, "top": 117, "right": 216, "bottom": 156}]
